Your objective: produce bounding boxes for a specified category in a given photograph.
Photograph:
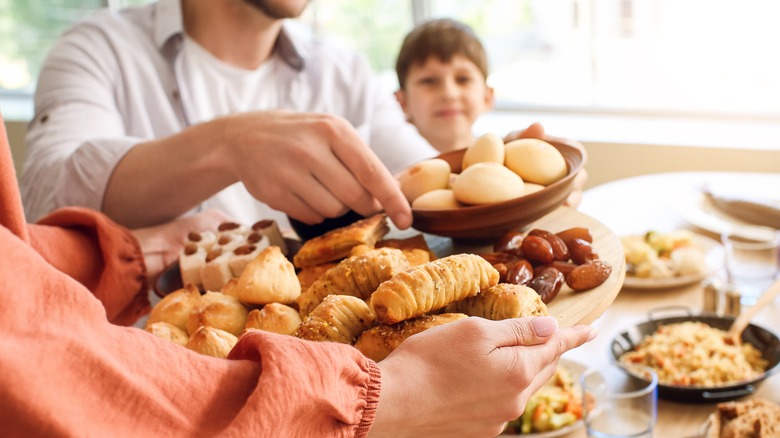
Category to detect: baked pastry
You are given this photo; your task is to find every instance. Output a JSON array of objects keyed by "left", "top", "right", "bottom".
[
  {"left": 462, "top": 133, "right": 505, "bottom": 169},
  {"left": 376, "top": 234, "right": 436, "bottom": 265},
  {"left": 251, "top": 219, "right": 288, "bottom": 255},
  {"left": 370, "top": 254, "right": 499, "bottom": 324},
  {"left": 452, "top": 162, "right": 525, "bottom": 205},
  {"left": 146, "top": 284, "right": 201, "bottom": 331},
  {"left": 227, "top": 237, "right": 269, "bottom": 277},
  {"left": 297, "top": 247, "right": 410, "bottom": 317},
  {"left": 185, "top": 326, "right": 238, "bottom": 359},
  {"left": 185, "top": 291, "right": 249, "bottom": 336},
  {"left": 397, "top": 158, "right": 452, "bottom": 203},
  {"left": 236, "top": 246, "right": 301, "bottom": 305},
  {"left": 295, "top": 295, "right": 375, "bottom": 344},
  {"left": 245, "top": 303, "right": 302, "bottom": 336},
  {"left": 354, "top": 313, "right": 468, "bottom": 362},
  {"left": 145, "top": 321, "right": 189, "bottom": 346},
  {"left": 707, "top": 397, "right": 780, "bottom": 438},
  {"left": 297, "top": 263, "right": 338, "bottom": 292},
  {"left": 293, "top": 214, "right": 390, "bottom": 268},
  {"left": 445, "top": 283, "right": 548, "bottom": 320},
  {"left": 504, "top": 138, "right": 567, "bottom": 185}
]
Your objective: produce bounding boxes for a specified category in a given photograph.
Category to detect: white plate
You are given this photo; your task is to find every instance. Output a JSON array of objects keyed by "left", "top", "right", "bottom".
[
  {"left": 622, "top": 233, "right": 724, "bottom": 290},
  {"left": 500, "top": 359, "right": 586, "bottom": 437},
  {"left": 680, "top": 190, "right": 778, "bottom": 242}
]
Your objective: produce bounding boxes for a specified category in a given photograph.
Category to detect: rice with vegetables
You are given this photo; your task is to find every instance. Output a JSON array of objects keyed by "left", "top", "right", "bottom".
[{"left": 619, "top": 321, "right": 767, "bottom": 387}]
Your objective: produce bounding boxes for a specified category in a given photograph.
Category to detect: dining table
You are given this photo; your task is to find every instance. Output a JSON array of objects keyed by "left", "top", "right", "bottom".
[{"left": 557, "top": 171, "right": 780, "bottom": 438}]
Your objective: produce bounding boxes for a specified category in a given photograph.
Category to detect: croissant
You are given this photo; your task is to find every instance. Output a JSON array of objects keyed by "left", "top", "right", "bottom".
[
  {"left": 370, "top": 254, "right": 499, "bottom": 324},
  {"left": 354, "top": 313, "right": 468, "bottom": 362},
  {"left": 297, "top": 247, "right": 410, "bottom": 318},
  {"left": 295, "top": 295, "right": 375, "bottom": 344},
  {"left": 446, "top": 283, "right": 548, "bottom": 320}
]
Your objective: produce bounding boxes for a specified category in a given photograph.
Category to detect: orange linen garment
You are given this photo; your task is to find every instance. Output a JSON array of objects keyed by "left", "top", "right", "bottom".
[{"left": 0, "top": 115, "right": 380, "bottom": 437}]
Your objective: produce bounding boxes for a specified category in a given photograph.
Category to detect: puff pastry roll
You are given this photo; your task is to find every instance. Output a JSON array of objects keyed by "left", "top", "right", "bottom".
[
  {"left": 445, "top": 283, "right": 548, "bottom": 320},
  {"left": 297, "top": 247, "right": 410, "bottom": 318},
  {"left": 355, "top": 313, "right": 468, "bottom": 362},
  {"left": 370, "top": 254, "right": 499, "bottom": 324},
  {"left": 295, "top": 295, "right": 375, "bottom": 344},
  {"left": 293, "top": 214, "right": 389, "bottom": 268}
]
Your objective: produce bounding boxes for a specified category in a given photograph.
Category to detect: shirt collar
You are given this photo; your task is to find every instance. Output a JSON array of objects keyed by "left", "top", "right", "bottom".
[{"left": 153, "top": 0, "right": 305, "bottom": 71}]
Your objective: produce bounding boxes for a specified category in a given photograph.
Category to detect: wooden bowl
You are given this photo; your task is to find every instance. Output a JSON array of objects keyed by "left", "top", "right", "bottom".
[{"left": 411, "top": 136, "right": 585, "bottom": 241}]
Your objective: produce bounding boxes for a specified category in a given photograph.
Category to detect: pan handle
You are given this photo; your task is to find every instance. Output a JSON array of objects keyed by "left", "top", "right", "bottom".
[
  {"left": 647, "top": 305, "right": 693, "bottom": 321},
  {"left": 701, "top": 385, "right": 756, "bottom": 400}
]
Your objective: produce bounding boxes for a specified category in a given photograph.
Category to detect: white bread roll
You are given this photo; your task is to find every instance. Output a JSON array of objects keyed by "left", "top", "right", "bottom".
[
  {"left": 397, "top": 158, "right": 451, "bottom": 203},
  {"left": 412, "top": 189, "right": 464, "bottom": 210},
  {"left": 186, "top": 291, "right": 249, "bottom": 336},
  {"left": 236, "top": 246, "right": 301, "bottom": 305},
  {"left": 245, "top": 303, "right": 302, "bottom": 335},
  {"left": 462, "top": 133, "right": 505, "bottom": 169},
  {"left": 452, "top": 162, "right": 525, "bottom": 205},
  {"left": 504, "top": 138, "right": 567, "bottom": 185}
]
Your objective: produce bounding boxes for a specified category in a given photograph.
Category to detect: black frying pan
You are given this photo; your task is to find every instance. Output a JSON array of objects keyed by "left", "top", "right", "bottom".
[{"left": 610, "top": 308, "right": 780, "bottom": 403}]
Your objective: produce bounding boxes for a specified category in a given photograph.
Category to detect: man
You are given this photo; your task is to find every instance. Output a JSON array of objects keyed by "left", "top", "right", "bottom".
[{"left": 22, "top": 0, "right": 437, "bottom": 230}]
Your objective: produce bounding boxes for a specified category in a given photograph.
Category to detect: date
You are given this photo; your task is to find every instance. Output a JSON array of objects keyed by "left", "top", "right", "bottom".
[
  {"left": 528, "top": 267, "right": 565, "bottom": 303},
  {"left": 528, "top": 229, "right": 570, "bottom": 261},
  {"left": 520, "top": 235, "right": 555, "bottom": 264},
  {"left": 566, "top": 260, "right": 612, "bottom": 291}
]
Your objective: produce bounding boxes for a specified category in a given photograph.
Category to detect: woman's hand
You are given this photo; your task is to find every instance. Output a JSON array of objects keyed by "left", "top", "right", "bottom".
[
  {"left": 130, "top": 209, "right": 232, "bottom": 281},
  {"left": 371, "top": 316, "right": 596, "bottom": 438}
]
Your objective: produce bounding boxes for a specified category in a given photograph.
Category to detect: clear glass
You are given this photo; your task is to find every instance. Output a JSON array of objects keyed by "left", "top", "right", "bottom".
[
  {"left": 722, "top": 229, "right": 780, "bottom": 306},
  {"left": 581, "top": 363, "right": 658, "bottom": 438}
]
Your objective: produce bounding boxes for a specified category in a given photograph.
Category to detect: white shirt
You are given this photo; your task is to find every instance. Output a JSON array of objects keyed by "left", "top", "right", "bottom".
[{"left": 22, "top": 0, "right": 436, "bottom": 227}]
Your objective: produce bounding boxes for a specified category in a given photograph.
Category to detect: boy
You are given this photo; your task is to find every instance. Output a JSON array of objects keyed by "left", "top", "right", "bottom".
[{"left": 394, "top": 18, "right": 494, "bottom": 153}]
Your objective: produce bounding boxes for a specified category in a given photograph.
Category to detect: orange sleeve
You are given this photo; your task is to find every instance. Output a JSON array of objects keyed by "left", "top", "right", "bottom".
[
  {"left": 29, "top": 207, "right": 149, "bottom": 326},
  {"left": 0, "top": 225, "right": 381, "bottom": 436}
]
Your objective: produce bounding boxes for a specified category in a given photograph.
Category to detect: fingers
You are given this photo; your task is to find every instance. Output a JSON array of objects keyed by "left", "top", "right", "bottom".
[
  {"left": 327, "top": 121, "right": 413, "bottom": 229},
  {"left": 489, "top": 316, "right": 560, "bottom": 348},
  {"left": 518, "top": 122, "right": 545, "bottom": 139}
]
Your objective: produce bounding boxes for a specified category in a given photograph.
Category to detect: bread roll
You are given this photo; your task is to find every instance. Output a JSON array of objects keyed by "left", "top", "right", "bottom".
[
  {"left": 462, "top": 133, "right": 505, "bottom": 169},
  {"left": 452, "top": 162, "right": 525, "bottom": 205},
  {"left": 186, "top": 291, "right": 249, "bottom": 336},
  {"left": 445, "top": 283, "right": 548, "bottom": 320},
  {"left": 245, "top": 303, "right": 302, "bottom": 335},
  {"left": 398, "top": 158, "right": 451, "bottom": 203},
  {"left": 524, "top": 183, "right": 545, "bottom": 195},
  {"left": 145, "top": 321, "right": 189, "bottom": 346},
  {"left": 504, "top": 138, "right": 567, "bottom": 185},
  {"left": 412, "top": 189, "right": 463, "bottom": 210},
  {"left": 237, "top": 246, "right": 301, "bottom": 305},
  {"left": 146, "top": 284, "right": 201, "bottom": 331},
  {"left": 355, "top": 313, "right": 468, "bottom": 361},
  {"left": 185, "top": 326, "right": 238, "bottom": 359},
  {"left": 370, "top": 254, "right": 499, "bottom": 324}
]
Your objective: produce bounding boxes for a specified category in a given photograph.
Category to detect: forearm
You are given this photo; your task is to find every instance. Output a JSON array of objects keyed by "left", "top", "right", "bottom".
[{"left": 103, "top": 119, "right": 237, "bottom": 228}]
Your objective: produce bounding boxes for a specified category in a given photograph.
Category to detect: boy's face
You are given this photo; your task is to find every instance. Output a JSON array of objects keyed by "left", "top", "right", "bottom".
[{"left": 395, "top": 54, "right": 494, "bottom": 152}]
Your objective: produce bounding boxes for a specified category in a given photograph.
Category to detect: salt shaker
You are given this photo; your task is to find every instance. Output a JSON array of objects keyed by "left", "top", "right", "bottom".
[
  {"left": 724, "top": 284, "right": 742, "bottom": 317},
  {"left": 701, "top": 277, "right": 722, "bottom": 315}
]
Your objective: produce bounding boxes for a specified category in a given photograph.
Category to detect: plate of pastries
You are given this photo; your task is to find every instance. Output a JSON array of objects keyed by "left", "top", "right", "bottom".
[{"left": 148, "top": 209, "right": 625, "bottom": 359}]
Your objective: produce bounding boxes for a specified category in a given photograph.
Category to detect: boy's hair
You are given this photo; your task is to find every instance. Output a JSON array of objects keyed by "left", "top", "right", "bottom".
[{"left": 395, "top": 18, "right": 488, "bottom": 90}]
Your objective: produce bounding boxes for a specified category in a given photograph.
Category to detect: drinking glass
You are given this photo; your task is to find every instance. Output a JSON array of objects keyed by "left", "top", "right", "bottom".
[
  {"left": 722, "top": 228, "right": 780, "bottom": 306},
  {"left": 581, "top": 363, "right": 658, "bottom": 438}
]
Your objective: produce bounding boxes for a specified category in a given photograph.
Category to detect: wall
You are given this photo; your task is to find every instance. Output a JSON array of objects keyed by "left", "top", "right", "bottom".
[{"left": 7, "top": 120, "right": 26, "bottom": 179}]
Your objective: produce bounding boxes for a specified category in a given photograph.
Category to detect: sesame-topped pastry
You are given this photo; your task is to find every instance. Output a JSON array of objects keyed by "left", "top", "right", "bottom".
[{"left": 293, "top": 214, "right": 389, "bottom": 268}]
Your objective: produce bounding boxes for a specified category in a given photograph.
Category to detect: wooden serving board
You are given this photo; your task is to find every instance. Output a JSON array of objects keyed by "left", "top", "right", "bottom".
[{"left": 394, "top": 205, "right": 626, "bottom": 328}]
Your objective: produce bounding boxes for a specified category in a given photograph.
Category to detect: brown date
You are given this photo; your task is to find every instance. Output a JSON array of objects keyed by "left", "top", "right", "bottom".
[
  {"left": 478, "top": 252, "right": 519, "bottom": 266},
  {"left": 493, "top": 263, "right": 509, "bottom": 283},
  {"left": 555, "top": 227, "right": 593, "bottom": 245},
  {"left": 528, "top": 229, "right": 570, "bottom": 261},
  {"left": 505, "top": 259, "right": 534, "bottom": 285},
  {"left": 528, "top": 267, "right": 565, "bottom": 303},
  {"left": 566, "top": 260, "right": 612, "bottom": 291},
  {"left": 520, "top": 235, "right": 554, "bottom": 264},
  {"left": 494, "top": 230, "right": 524, "bottom": 256},
  {"left": 533, "top": 260, "right": 577, "bottom": 277},
  {"left": 567, "top": 238, "right": 598, "bottom": 265}
]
